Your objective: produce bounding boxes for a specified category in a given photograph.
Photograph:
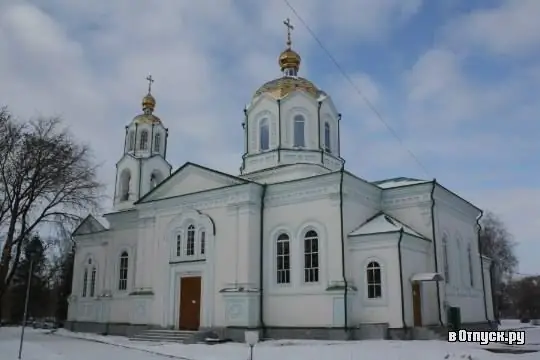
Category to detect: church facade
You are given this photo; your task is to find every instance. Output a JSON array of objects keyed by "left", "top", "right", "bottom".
[{"left": 66, "top": 25, "right": 495, "bottom": 340}]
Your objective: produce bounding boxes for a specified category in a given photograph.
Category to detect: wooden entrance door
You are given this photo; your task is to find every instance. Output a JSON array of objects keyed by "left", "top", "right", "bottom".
[
  {"left": 179, "top": 276, "right": 201, "bottom": 330},
  {"left": 412, "top": 281, "right": 422, "bottom": 327}
]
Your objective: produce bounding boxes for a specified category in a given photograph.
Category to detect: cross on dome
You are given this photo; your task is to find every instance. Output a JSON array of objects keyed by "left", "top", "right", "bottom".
[
  {"left": 146, "top": 74, "right": 154, "bottom": 94},
  {"left": 279, "top": 18, "right": 301, "bottom": 76},
  {"left": 283, "top": 18, "right": 294, "bottom": 48},
  {"left": 142, "top": 74, "right": 156, "bottom": 114}
]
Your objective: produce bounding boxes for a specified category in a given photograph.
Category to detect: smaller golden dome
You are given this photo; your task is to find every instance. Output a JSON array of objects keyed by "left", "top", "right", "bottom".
[
  {"left": 142, "top": 93, "right": 156, "bottom": 111},
  {"left": 279, "top": 48, "right": 301, "bottom": 72}
]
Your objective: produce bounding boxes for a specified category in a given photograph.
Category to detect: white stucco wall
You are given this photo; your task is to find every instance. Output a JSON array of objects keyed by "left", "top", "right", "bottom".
[{"left": 433, "top": 189, "right": 487, "bottom": 325}]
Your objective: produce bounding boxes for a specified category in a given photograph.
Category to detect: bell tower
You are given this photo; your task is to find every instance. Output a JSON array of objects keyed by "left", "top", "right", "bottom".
[{"left": 113, "top": 75, "right": 172, "bottom": 211}]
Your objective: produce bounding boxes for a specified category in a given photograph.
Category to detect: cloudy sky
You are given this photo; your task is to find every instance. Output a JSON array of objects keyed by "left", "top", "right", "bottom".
[{"left": 0, "top": 0, "right": 539, "bottom": 273}]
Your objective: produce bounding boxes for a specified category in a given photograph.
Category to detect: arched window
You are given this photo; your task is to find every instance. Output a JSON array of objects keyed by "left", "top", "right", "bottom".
[
  {"left": 468, "top": 245, "right": 474, "bottom": 287},
  {"left": 200, "top": 230, "right": 206, "bottom": 255},
  {"left": 443, "top": 235, "right": 450, "bottom": 283},
  {"left": 366, "top": 261, "right": 382, "bottom": 298},
  {"left": 259, "top": 118, "right": 269, "bottom": 151},
  {"left": 154, "top": 133, "right": 161, "bottom": 152},
  {"left": 119, "top": 169, "right": 131, "bottom": 201},
  {"left": 82, "top": 269, "right": 88, "bottom": 297},
  {"left": 90, "top": 267, "right": 97, "bottom": 297},
  {"left": 140, "top": 130, "right": 149, "bottom": 150},
  {"left": 294, "top": 115, "right": 305, "bottom": 147},
  {"left": 304, "top": 230, "right": 319, "bottom": 283},
  {"left": 276, "top": 233, "right": 290, "bottom": 284},
  {"left": 176, "top": 234, "right": 182, "bottom": 257},
  {"left": 118, "top": 251, "right": 129, "bottom": 291},
  {"left": 186, "top": 225, "right": 195, "bottom": 256},
  {"left": 128, "top": 131, "right": 135, "bottom": 151},
  {"left": 324, "top": 122, "right": 331, "bottom": 153}
]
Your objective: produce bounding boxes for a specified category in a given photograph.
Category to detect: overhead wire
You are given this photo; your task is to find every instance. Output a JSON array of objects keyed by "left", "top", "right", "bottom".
[{"left": 282, "top": 0, "right": 430, "bottom": 177}]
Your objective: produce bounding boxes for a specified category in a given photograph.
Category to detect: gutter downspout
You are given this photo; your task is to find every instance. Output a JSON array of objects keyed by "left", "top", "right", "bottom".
[
  {"left": 337, "top": 113, "right": 342, "bottom": 157},
  {"left": 259, "top": 184, "right": 268, "bottom": 338},
  {"left": 397, "top": 228, "right": 407, "bottom": 330},
  {"left": 339, "top": 167, "right": 348, "bottom": 335},
  {"left": 164, "top": 129, "right": 169, "bottom": 160},
  {"left": 476, "top": 211, "right": 489, "bottom": 324},
  {"left": 243, "top": 108, "right": 248, "bottom": 172},
  {"left": 277, "top": 99, "right": 282, "bottom": 163},
  {"left": 318, "top": 101, "right": 323, "bottom": 163},
  {"left": 430, "top": 179, "right": 444, "bottom": 327},
  {"left": 491, "top": 263, "right": 498, "bottom": 325},
  {"left": 123, "top": 126, "right": 128, "bottom": 154}
]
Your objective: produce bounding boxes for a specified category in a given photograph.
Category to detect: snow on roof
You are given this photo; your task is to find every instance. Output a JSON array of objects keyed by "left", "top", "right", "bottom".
[
  {"left": 373, "top": 177, "right": 430, "bottom": 189},
  {"left": 94, "top": 215, "right": 110, "bottom": 229},
  {"left": 349, "top": 213, "right": 426, "bottom": 239}
]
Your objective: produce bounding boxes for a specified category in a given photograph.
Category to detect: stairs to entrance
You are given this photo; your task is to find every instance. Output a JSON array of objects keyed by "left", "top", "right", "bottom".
[{"left": 130, "top": 329, "right": 199, "bottom": 343}]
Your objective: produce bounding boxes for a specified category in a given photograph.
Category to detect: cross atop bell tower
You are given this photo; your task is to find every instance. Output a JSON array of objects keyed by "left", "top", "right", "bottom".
[{"left": 283, "top": 18, "right": 294, "bottom": 49}]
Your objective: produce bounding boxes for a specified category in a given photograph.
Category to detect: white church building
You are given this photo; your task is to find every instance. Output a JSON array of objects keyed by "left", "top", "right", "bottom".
[{"left": 66, "top": 23, "right": 495, "bottom": 340}]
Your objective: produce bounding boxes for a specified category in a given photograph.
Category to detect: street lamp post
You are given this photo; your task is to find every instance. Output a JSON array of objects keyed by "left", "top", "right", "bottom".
[{"left": 18, "top": 258, "right": 34, "bottom": 359}]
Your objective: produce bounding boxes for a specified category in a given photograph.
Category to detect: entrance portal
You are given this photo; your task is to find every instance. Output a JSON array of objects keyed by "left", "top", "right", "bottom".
[{"left": 179, "top": 276, "right": 201, "bottom": 330}]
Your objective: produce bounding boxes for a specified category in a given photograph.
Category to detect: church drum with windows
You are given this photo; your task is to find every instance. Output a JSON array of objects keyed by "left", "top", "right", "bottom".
[{"left": 66, "top": 22, "right": 495, "bottom": 341}]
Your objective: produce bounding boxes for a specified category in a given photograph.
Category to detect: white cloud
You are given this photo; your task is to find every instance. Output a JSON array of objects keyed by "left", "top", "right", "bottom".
[{"left": 443, "top": 0, "right": 540, "bottom": 56}]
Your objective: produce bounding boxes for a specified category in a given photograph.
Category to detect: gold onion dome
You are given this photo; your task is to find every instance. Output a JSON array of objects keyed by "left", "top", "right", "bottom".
[
  {"left": 253, "top": 18, "right": 326, "bottom": 100},
  {"left": 142, "top": 93, "right": 156, "bottom": 111},
  {"left": 278, "top": 48, "right": 301, "bottom": 72}
]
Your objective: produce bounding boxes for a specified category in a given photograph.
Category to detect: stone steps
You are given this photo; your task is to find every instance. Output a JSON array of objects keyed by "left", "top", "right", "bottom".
[{"left": 130, "top": 329, "right": 198, "bottom": 343}]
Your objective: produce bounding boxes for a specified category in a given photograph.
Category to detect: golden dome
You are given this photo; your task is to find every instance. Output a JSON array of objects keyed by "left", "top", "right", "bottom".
[
  {"left": 142, "top": 93, "right": 156, "bottom": 111},
  {"left": 279, "top": 48, "right": 301, "bottom": 72},
  {"left": 133, "top": 113, "right": 161, "bottom": 125},
  {"left": 253, "top": 76, "right": 326, "bottom": 100}
]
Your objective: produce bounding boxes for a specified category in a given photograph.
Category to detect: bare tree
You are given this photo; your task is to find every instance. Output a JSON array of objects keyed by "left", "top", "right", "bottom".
[
  {"left": 479, "top": 211, "right": 518, "bottom": 282},
  {"left": 0, "top": 108, "right": 103, "bottom": 314},
  {"left": 479, "top": 211, "right": 518, "bottom": 321}
]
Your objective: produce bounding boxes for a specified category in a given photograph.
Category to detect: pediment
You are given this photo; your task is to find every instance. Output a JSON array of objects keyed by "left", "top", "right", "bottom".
[
  {"left": 73, "top": 215, "right": 108, "bottom": 236},
  {"left": 137, "top": 162, "right": 249, "bottom": 203}
]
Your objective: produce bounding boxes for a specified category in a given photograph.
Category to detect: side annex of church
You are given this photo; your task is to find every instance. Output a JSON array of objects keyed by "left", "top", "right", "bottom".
[{"left": 66, "top": 20, "right": 496, "bottom": 340}]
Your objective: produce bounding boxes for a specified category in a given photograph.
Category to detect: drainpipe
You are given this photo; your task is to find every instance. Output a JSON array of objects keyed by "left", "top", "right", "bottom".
[
  {"left": 339, "top": 167, "right": 348, "bottom": 334},
  {"left": 430, "top": 179, "right": 444, "bottom": 327},
  {"left": 277, "top": 99, "right": 281, "bottom": 163},
  {"left": 258, "top": 184, "right": 267, "bottom": 338},
  {"left": 397, "top": 228, "right": 407, "bottom": 329},
  {"left": 242, "top": 107, "right": 248, "bottom": 172},
  {"left": 337, "top": 113, "right": 342, "bottom": 157},
  {"left": 123, "top": 126, "right": 128, "bottom": 154},
  {"left": 317, "top": 101, "right": 323, "bottom": 163},
  {"left": 476, "top": 211, "right": 489, "bottom": 324}
]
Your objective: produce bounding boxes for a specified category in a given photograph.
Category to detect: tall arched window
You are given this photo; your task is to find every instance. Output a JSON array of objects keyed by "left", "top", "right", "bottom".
[
  {"left": 304, "top": 230, "right": 319, "bottom": 283},
  {"left": 259, "top": 118, "right": 269, "bottom": 151},
  {"left": 118, "top": 251, "right": 129, "bottom": 291},
  {"left": 176, "top": 234, "right": 182, "bottom": 257},
  {"left": 186, "top": 225, "right": 195, "bottom": 256},
  {"left": 90, "top": 266, "right": 97, "bottom": 297},
  {"left": 276, "top": 233, "right": 290, "bottom": 284},
  {"left": 294, "top": 115, "right": 305, "bottom": 147},
  {"left": 366, "top": 261, "right": 382, "bottom": 298},
  {"left": 128, "top": 131, "right": 135, "bottom": 151},
  {"left": 324, "top": 122, "right": 331, "bottom": 153},
  {"left": 140, "top": 130, "right": 149, "bottom": 150},
  {"left": 443, "top": 235, "right": 450, "bottom": 283},
  {"left": 467, "top": 245, "right": 474, "bottom": 287},
  {"left": 200, "top": 230, "right": 206, "bottom": 255},
  {"left": 82, "top": 268, "right": 88, "bottom": 297},
  {"left": 154, "top": 133, "right": 161, "bottom": 152}
]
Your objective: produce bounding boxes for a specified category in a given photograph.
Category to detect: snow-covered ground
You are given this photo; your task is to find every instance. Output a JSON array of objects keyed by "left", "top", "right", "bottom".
[{"left": 1, "top": 322, "right": 540, "bottom": 360}]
